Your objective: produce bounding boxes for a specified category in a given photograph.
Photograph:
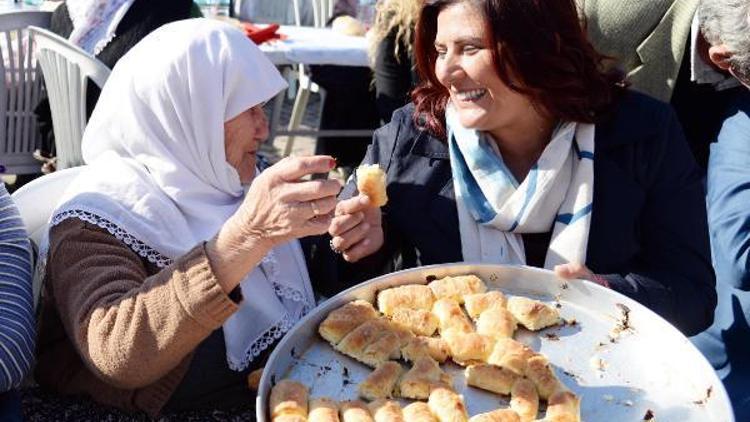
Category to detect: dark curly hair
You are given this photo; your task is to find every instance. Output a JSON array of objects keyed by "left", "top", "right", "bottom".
[{"left": 412, "top": 0, "right": 624, "bottom": 139}]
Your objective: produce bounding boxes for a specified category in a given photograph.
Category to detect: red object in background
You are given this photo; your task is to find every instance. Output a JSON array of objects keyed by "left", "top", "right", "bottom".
[{"left": 242, "top": 22, "right": 284, "bottom": 44}]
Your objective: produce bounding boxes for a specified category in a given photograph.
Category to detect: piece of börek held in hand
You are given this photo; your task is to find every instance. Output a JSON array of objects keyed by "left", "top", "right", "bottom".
[
  {"left": 428, "top": 387, "right": 469, "bottom": 422},
  {"left": 543, "top": 391, "right": 581, "bottom": 422},
  {"left": 319, "top": 300, "right": 380, "bottom": 345},
  {"left": 510, "top": 378, "right": 539, "bottom": 422},
  {"left": 358, "top": 361, "right": 403, "bottom": 401},
  {"left": 340, "top": 400, "right": 375, "bottom": 422},
  {"left": 465, "top": 363, "right": 519, "bottom": 395},
  {"left": 403, "top": 401, "right": 439, "bottom": 422},
  {"left": 356, "top": 164, "right": 388, "bottom": 207},
  {"left": 506, "top": 297, "right": 560, "bottom": 331},
  {"left": 468, "top": 409, "right": 521, "bottom": 422},
  {"left": 428, "top": 275, "right": 487, "bottom": 304},
  {"left": 270, "top": 380, "right": 309, "bottom": 421},
  {"left": 369, "top": 399, "right": 405, "bottom": 422},
  {"left": 309, "top": 397, "right": 341, "bottom": 422}
]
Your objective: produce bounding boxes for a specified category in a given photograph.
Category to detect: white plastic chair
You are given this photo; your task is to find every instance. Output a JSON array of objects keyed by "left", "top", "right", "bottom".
[
  {"left": 28, "top": 26, "right": 110, "bottom": 170},
  {"left": 11, "top": 166, "right": 83, "bottom": 308},
  {"left": 0, "top": 11, "right": 52, "bottom": 176}
]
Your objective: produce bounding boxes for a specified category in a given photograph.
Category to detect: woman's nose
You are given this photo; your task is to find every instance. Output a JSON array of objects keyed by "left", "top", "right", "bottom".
[{"left": 437, "top": 53, "right": 462, "bottom": 86}]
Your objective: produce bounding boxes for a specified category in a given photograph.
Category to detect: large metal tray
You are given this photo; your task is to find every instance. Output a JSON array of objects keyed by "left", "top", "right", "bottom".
[{"left": 256, "top": 264, "right": 734, "bottom": 421}]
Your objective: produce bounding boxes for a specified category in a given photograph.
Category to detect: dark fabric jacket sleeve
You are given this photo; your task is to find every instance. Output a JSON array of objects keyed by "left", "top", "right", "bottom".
[
  {"left": 705, "top": 97, "right": 750, "bottom": 292},
  {"left": 601, "top": 107, "right": 716, "bottom": 335}
]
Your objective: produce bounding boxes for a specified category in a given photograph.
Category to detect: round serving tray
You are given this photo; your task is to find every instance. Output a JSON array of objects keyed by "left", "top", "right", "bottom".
[{"left": 256, "top": 263, "right": 734, "bottom": 421}]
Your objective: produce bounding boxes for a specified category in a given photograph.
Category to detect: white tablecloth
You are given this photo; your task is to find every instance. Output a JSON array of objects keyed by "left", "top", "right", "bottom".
[{"left": 260, "top": 25, "right": 369, "bottom": 67}]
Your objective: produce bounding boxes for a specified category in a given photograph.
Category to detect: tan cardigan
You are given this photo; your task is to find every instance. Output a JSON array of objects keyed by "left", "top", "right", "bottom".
[{"left": 35, "top": 218, "right": 241, "bottom": 417}]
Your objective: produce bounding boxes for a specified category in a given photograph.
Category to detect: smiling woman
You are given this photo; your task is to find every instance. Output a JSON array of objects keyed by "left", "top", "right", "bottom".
[{"left": 319, "top": 0, "right": 718, "bottom": 338}]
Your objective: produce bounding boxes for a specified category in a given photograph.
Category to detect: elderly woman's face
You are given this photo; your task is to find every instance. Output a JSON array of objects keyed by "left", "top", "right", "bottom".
[
  {"left": 434, "top": 2, "right": 535, "bottom": 136},
  {"left": 224, "top": 105, "right": 269, "bottom": 184}
]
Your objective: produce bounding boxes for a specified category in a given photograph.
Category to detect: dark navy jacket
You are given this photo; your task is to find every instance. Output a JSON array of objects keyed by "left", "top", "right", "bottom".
[
  {"left": 691, "top": 90, "right": 750, "bottom": 416},
  {"left": 312, "top": 91, "right": 716, "bottom": 336}
]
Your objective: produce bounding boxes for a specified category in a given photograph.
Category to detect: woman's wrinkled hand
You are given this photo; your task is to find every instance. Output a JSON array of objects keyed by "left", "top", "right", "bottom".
[
  {"left": 553, "top": 263, "right": 609, "bottom": 287},
  {"left": 328, "top": 194, "right": 384, "bottom": 262},
  {"left": 232, "top": 155, "right": 342, "bottom": 247}
]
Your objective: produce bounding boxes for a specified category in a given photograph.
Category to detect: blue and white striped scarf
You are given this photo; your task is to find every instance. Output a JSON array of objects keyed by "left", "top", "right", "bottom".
[{"left": 447, "top": 105, "right": 595, "bottom": 269}]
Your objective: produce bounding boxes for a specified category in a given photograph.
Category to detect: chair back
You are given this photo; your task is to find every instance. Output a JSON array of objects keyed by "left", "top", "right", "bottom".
[
  {"left": 293, "top": 0, "right": 335, "bottom": 28},
  {"left": 28, "top": 26, "right": 110, "bottom": 170},
  {"left": 0, "top": 11, "right": 52, "bottom": 175},
  {"left": 11, "top": 166, "right": 83, "bottom": 308}
]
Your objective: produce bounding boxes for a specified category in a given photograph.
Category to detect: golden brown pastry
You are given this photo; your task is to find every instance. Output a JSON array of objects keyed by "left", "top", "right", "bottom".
[
  {"left": 319, "top": 300, "right": 380, "bottom": 345},
  {"left": 486, "top": 338, "right": 535, "bottom": 376},
  {"left": 309, "top": 397, "right": 341, "bottom": 422},
  {"left": 506, "top": 297, "right": 560, "bottom": 331},
  {"left": 356, "top": 164, "right": 388, "bottom": 207},
  {"left": 468, "top": 409, "right": 521, "bottom": 422},
  {"left": 358, "top": 361, "right": 403, "bottom": 401},
  {"left": 428, "top": 275, "right": 487, "bottom": 303},
  {"left": 427, "top": 387, "right": 469, "bottom": 422},
  {"left": 378, "top": 284, "right": 435, "bottom": 315},
  {"left": 543, "top": 391, "right": 581, "bottom": 422},
  {"left": 465, "top": 364, "right": 519, "bottom": 395},
  {"left": 510, "top": 378, "right": 539, "bottom": 422},
  {"left": 274, "top": 416, "right": 307, "bottom": 422},
  {"left": 401, "top": 336, "right": 450, "bottom": 363},
  {"left": 335, "top": 318, "right": 392, "bottom": 364},
  {"left": 403, "top": 401, "right": 439, "bottom": 422},
  {"left": 399, "top": 356, "right": 453, "bottom": 400},
  {"left": 442, "top": 330, "right": 495, "bottom": 365},
  {"left": 432, "top": 298, "right": 474, "bottom": 334},
  {"left": 525, "top": 354, "right": 564, "bottom": 400},
  {"left": 369, "top": 399, "right": 405, "bottom": 422},
  {"left": 391, "top": 308, "right": 439, "bottom": 337},
  {"left": 270, "top": 379, "right": 309, "bottom": 420},
  {"left": 463, "top": 291, "right": 507, "bottom": 319},
  {"left": 361, "top": 331, "right": 402, "bottom": 367},
  {"left": 476, "top": 305, "right": 517, "bottom": 340},
  {"left": 340, "top": 400, "right": 375, "bottom": 422},
  {"left": 247, "top": 367, "right": 263, "bottom": 390}
]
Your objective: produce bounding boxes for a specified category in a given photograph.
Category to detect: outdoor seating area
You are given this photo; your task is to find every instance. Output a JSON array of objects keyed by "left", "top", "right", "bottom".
[{"left": 1, "top": 0, "right": 750, "bottom": 421}]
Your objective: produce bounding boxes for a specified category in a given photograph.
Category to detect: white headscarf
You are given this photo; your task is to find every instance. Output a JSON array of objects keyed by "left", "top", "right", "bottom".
[
  {"left": 41, "top": 19, "right": 315, "bottom": 371},
  {"left": 66, "top": 0, "right": 136, "bottom": 55}
]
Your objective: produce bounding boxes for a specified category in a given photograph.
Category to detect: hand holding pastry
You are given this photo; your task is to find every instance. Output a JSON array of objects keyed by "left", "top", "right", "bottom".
[{"left": 328, "top": 194, "right": 384, "bottom": 262}]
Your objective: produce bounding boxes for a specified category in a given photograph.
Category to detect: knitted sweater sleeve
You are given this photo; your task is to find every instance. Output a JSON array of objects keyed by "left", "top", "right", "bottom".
[{"left": 0, "top": 185, "right": 34, "bottom": 392}]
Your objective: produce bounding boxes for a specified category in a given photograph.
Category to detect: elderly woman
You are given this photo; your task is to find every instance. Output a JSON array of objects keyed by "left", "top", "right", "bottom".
[
  {"left": 35, "top": 19, "right": 340, "bottom": 417},
  {"left": 326, "top": 0, "right": 717, "bottom": 336}
]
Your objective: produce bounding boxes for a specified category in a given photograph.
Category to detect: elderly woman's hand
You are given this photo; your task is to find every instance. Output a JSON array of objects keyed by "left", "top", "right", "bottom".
[{"left": 328, "top": 194, "right": 384, "bottom": 262}]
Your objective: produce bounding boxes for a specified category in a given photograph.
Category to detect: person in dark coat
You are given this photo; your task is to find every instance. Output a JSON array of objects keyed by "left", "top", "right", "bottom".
[{"left": 317, "top": 0, "right": 717, "bottom": 337}]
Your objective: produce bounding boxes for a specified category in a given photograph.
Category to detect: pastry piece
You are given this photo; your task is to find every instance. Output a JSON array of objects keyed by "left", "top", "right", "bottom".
[
  {"left": 378, "top": 284, "right": 435, "bottom": 315},
  {"left": 399, "top": 356, "right": 452, "bottom": 400},
  {"left": 403, "top": 401, "right": 439, "bottom": 422},
  {"left": 432, "top": 298, "right": 474, "bottom": 334},
  {"left": 468, "top": 409, "right": 521, "bottom": 422},
  {"left": 476, "top": 305, "right": 517, "bottom": 340},
  {"left": 525, "top": 354, "right": 564, "bottom": 400},
  {"left": 464, "top": 291, "right": 507, "bottom": 319},
  {"left": 369, "top": 399, "right": 404, "bottom": 422},
  {"left": 401, "top": 336, "right": 450, "bottom": 363},
  {"left": 428, "top": 275, "right": 486, "bottom": 303},
  {"left": 391, "top": 308, "right": 439, "bottom": 337},
  {"left": 270, "top": 379, "right": 309, "bottom": 420},
  {"left": 506, "top": 297, "right": 560, "bottom": 331},
  {"left": 361, "top": 331, "right": 402, "bottom": 367},
  {"left": 465, "top": 363, "right": 519, "bottom": 395},
  {"left": 510, "top": 378, "right": 539, "bottom": 422},
  {"left": 543, "top": 391, "right": 580, "bottom": 422},
  {"left": 335, "top": 318, "right": 393, "bottom": 365},
  {"left": 428, "top": 387, "right": 469, "bottom": 422},
  {"left": 319, "top": 300, "right": 380, "bottom": 345},
  {"left": 341, "top": 400, "right": 375, "bottom": 422},
  {"left": 275, "top": 416, "right": 307, "bottom": 422},
  {"left": 442, "top": 329, "right": 495, "bottom": 365},
  {"left": 487, "top": 338, "right": 535, "bottom": 376},
  {"left": 359, "top": 361, "right": 403, "bottom": 400},
  {"left": 309, "top": 397, "right": 340, "bottom": 422},
  {"left": 356, "top": 164, "right": 388, "bottom": 207}
]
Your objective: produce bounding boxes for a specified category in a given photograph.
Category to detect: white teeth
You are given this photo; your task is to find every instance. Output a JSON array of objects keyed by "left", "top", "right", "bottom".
[{"left": 455, "top": 88, "right": 487, "bottom": 102}]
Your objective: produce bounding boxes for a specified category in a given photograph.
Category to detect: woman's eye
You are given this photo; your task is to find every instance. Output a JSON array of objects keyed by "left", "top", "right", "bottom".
[
  {"left": 463, "top": 45, "right": 479, "bottom": 54},
  {"left": 435, "top": 49, "right": 447, "bottom": 58}
]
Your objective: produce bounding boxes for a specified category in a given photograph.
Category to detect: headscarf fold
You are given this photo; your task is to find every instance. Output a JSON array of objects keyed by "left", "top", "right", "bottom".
[
  {"left": 66, "top": 0, "right": 136, "bottom": 55},
  {"left": 40, "top": 19, "right": 314, "bottom": 371}
]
